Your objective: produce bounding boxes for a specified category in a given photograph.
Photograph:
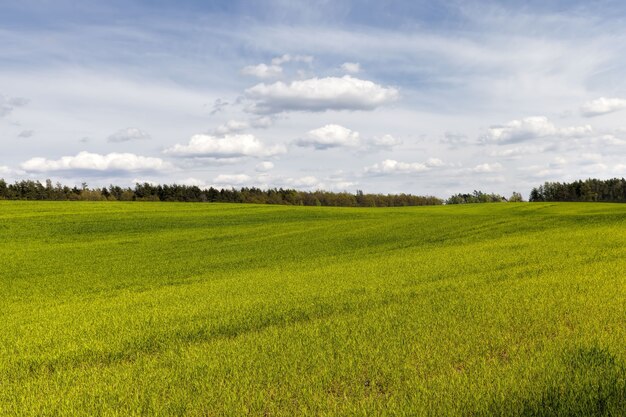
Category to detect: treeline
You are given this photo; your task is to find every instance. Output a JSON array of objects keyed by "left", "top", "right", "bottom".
[
  {"left": 9, "top": 177, "right": 626, "bottom": 206},
  {"left": 529, "top": 178, "right": 626, "bottom": 202},
  {"left": 0, "top": 179, "right": 442, "bottom": 207},
  {"left": 446, "top": 191, "right": 523, "bottom": 204}
]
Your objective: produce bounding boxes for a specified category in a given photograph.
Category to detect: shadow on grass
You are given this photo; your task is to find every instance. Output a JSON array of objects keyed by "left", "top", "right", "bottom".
[{"left": 484, "top": 346, "right": 626, "bottom": 417}]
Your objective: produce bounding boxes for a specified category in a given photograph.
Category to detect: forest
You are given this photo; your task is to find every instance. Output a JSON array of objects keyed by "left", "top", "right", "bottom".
[
  {"left": 3, "top": 177, "right": 626, "bottom": 206},
  {"left": 529, "top": 178, "right": 626, "bottom": 202},
  {"left": 0, "top": 179, "right": 442, "bottom": 207}
]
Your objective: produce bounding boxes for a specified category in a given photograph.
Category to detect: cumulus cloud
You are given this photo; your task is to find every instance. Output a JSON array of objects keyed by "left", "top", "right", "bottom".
[
  {"left": 341, "top": 62, "right": 361, "bottom": 74},
  {"left": 581, "top": 97, "right": 626, "bottom": 117},
  {"left": 245, "top": 75, "right": 399, "bottom": 114},
  {"left": 425, "top": 158, "right": 445, "bottom": 167},
  {"left": 241, "top": 54, "right": 313, "bottom": 80},
  {"left": 482, "top": 116, "right": 592, "bottom": 144},
  {"left": 0, "top": 165, "right": 25, "bottom": 178},
  {"left": 21, "top": 151, "right": 168, "bottom": 173},
  {"left": 255, "top": 161, "right": 274, "bottom": 172},
  {"left": 0, "top": 95, "right": 29, "bottom": 117},
  {"left": 131, "top": 178, "right": 159, "bottom": 186},
  {"left": 471, "top": 162, "right": 503, "bottom": 173},
  {"left": 107, "top": 127, "right": 151, "bottom": 143},
  {"left": 282, "top": 175, "right": 355, "bottom": 191},
  {"left": 241, "top": 63, "right": 283, "bottom": 79},
  {"left": 164, "top": 134, "right": 286, "bottom": 159},
  {"left": 255, "top": 172, "right": 357, "bottom": 191},
  {"left": 271, "top": 54, "right": 313, "bottom": 65},
  {"left": 366, "top": 134, "right": 402, "bottom": 150},
  {"left": 213, "top": 120, "right": 249, "bottom": 135},
  {"left": 175, "top": 177, "right": 208, "bottom": 187},
  {"left": 365, "top": 159, "right": 438, "bottom": 175},
  {"left": 297, "top": 124, "right": 360, "bottom": 149}
]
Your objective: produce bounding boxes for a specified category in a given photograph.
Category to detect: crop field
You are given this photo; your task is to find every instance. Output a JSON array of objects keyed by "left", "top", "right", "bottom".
[{"left": 0, "top": 201, "right": 625, "bottom": 416}]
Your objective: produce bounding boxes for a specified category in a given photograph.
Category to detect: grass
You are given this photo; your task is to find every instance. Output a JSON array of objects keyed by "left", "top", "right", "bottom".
[{"left": 0, "top": 201, "right": 624, "bottom": 416}]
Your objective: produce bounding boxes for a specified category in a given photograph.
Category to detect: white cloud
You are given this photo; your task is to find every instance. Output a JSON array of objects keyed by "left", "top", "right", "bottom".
[
  {"left": 107, "top": 127, "right": 151, "bottom": 143},
  {"left": 245, "top": 75, "right": 399, "bottom": 114},
  {"left": 366, "top": 134, "right": 402, "bottom": 149},
  {"left": 176, "top": 177, "right": 208, "bottom": 187},
  {"left": 131, "top": 178, "right": 159, "bottom": 186},
  {"left": 581, "top": 97, "right": 626, "bottom": 117},
  {"left": 213, "top": 174, "right": 251, "bottom": 185},
  {"left": 255, "top": 161, "right": 274, "bottom": 172},
  {"left": 213, "top": 120, "right": 249, "bottom": 135},
  {"left": 271, "top": 54, "right": 313, "bottom": 65},
  {"left": 284, "top": 175, "right": 356, "bottom": 191},
  {"left": 425, "top": 158, "right": 445, "bottom": 167},
  {"left": 0, "top": 165, "right": 25, "bottom": 178},
  {"left": 341, "top": 62, "right": 361, "bottom": 74},
  {"left": 21, "top": 151, "right": 168, "bottom": 173},
  {"left": 255, "top": 172, "right": 357, "bottom": 191},
  {"left": 241, "top": 63, "right": 283, "bottom": 79},
  {"left": 471, "top": 162, "right": 503, "bottom": 173},
  {"left": 241, "top": 54, "right": 313, "bottom": 79},
  {"left": 241, "top": 55, "right": 313, "bottom": 80},
  {"left": 297, "top": 124, "right": 360, "bottom": 149},
  {"left": 365, "top": 159, "right": 431, "bottom": 174},
  {"left": 164, "top": 134, "right": 286, "bottom": 159},
  {"left": 285, "top": 175, "right": 320, "bottom": 188},
  {"left": 482, "top": 116, "right": 592, "bottom": 144}
]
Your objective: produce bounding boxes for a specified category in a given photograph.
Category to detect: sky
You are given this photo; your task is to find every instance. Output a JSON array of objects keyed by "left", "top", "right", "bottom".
[{"left": 1, "top": 0, "right": 626, "bottom": 198}]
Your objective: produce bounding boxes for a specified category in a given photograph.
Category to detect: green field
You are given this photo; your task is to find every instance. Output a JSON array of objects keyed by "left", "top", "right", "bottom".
[{"left": 1, "top": 201, "right": 625, "bottom": 416}]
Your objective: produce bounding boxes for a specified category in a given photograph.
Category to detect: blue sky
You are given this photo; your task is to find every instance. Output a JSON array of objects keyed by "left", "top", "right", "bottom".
[{"left": 1, "top": 0, "right": 626, "bottom": 197}]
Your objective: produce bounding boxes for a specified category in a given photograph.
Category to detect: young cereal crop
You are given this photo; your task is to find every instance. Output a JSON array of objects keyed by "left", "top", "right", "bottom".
[{"left": 0, "top": 201, "right": 624, "bottom": 416}]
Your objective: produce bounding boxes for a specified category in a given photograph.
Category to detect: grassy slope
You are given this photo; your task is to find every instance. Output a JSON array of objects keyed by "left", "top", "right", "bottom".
[{"left": 0, "top": 201, "right": 624, "bottom": 416}]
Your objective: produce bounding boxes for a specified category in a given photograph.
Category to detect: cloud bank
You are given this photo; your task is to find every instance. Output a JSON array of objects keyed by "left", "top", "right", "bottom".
[
  {"left": 365, "top": 158, "right": 443, "bottom": 175},
  {"left": 21, "top": 152, "right": 168, "bottom": 174},
  {"left": 164, "top": 134, "right": 286, "bottom": 159}
]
